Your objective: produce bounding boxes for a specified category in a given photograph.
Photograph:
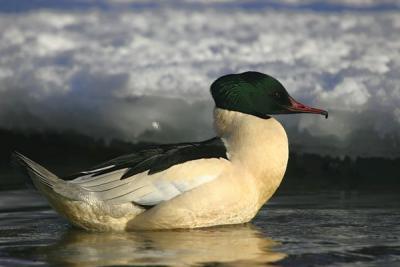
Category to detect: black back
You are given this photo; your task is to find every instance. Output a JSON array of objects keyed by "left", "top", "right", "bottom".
[{"left": 66, "top": 137, "right": 228, "bottom": 180}]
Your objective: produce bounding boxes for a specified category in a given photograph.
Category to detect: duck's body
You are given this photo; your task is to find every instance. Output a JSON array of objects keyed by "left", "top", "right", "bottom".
[{"left": 14, "top": 71, "right": 326, "bottom": 231}]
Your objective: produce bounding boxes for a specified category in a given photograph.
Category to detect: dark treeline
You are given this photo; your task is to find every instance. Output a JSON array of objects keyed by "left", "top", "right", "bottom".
[
  {"left": 282, "top": 154, "right": 399, "bottom": 191},
  {"left": 0, "top": 128, "right": 398, "bottom": 191}
]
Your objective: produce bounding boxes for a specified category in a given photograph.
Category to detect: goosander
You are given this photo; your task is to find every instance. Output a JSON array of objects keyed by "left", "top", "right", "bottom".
[{"left": 14, "top": 71, "right": 327, "bottom": 231}]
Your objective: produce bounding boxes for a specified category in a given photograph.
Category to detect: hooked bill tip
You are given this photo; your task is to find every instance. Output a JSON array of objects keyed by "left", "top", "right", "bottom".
[{"left": 321, "top": 111, "right": 328, "bottom": 119}]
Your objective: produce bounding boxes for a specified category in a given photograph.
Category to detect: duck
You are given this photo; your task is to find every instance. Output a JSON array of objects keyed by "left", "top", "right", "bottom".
[{"left": 13, "top": 71, "right": 328, "bottom": 231}]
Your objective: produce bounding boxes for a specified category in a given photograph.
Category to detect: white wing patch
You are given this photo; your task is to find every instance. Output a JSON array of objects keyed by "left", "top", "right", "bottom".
[
  {"left": 97, "top": 172, "right": 219, "bottom": 205},
  {"left": 66, "top": 158, "right": 228, "bottom": 206}
]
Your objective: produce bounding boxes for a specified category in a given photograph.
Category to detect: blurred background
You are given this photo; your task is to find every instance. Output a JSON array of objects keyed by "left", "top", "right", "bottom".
[{"left": 0, "top": 0, "right": 399, "bottom": 191}]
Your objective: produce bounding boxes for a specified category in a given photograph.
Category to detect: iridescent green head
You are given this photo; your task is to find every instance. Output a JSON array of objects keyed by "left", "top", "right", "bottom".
[{"left": 211, "top": 71, "right": 328, "bottom": 119}]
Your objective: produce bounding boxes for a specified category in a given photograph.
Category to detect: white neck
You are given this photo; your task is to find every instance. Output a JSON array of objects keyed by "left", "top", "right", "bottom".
[{"left": 213, "top": 108, "right": 289, "bottom": 199}]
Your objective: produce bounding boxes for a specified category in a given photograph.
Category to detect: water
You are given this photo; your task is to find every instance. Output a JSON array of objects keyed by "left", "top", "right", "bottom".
[{"left": 0, "top": 190, "right": 399, "bottom": 267}]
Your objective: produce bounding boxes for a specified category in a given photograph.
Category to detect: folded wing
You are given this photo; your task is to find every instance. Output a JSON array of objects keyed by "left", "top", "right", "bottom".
[{"left": 58, "top": 137, "right": 229, "bottom": 206}]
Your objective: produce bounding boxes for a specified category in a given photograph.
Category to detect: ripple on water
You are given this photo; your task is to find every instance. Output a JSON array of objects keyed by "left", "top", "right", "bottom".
[{"left": 0, "top": 190, "right": 399, "bottom": 267}]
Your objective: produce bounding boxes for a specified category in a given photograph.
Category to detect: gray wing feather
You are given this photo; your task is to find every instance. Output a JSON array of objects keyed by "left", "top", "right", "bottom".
[
  {"left": 69, "top": 161, "right": 220, "bottom": 206},
  {"left": 61, "top": 137, "right": 228, "bottom": 206}
]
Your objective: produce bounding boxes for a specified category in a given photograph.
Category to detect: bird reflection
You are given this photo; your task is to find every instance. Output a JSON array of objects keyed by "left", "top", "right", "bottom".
[{"left": 41, "top": 224, "right": 286, "bottom": 267}]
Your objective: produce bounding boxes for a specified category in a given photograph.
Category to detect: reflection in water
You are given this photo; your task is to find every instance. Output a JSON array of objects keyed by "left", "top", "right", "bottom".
[
  {"left": 40, "top": 224, "right": 286, "bottom": 267},
  {"left": 2, "top": 192, "right": 399, "bottom": 266}
]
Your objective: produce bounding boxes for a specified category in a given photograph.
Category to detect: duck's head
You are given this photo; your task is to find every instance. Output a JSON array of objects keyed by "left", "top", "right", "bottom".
[{"left": 211, "top": 71, "right": 328, "bottom": 119}]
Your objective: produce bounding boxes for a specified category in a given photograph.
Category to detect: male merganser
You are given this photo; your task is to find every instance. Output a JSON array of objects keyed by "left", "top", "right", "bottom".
[{"left": 14, "top": 71, "right": 328, "bottom": 231}]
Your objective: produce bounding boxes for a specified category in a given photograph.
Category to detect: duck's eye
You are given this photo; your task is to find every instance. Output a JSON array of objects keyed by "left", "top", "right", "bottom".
[{"left": 271, "top": 91, "right": 281, "bottom": 99}]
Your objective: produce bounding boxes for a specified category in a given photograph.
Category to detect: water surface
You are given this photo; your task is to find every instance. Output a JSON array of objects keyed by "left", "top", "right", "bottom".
[{"left": 0, "top": 190, "right": 399, "bottom": 266}]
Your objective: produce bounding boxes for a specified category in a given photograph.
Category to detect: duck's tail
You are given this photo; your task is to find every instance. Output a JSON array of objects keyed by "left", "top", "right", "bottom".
[
  {"left": 12, "top": 152, "right": 62, "bottom": 193},
  {"left": 12, "top": 152, "right": 145, "bottom": 231}
]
